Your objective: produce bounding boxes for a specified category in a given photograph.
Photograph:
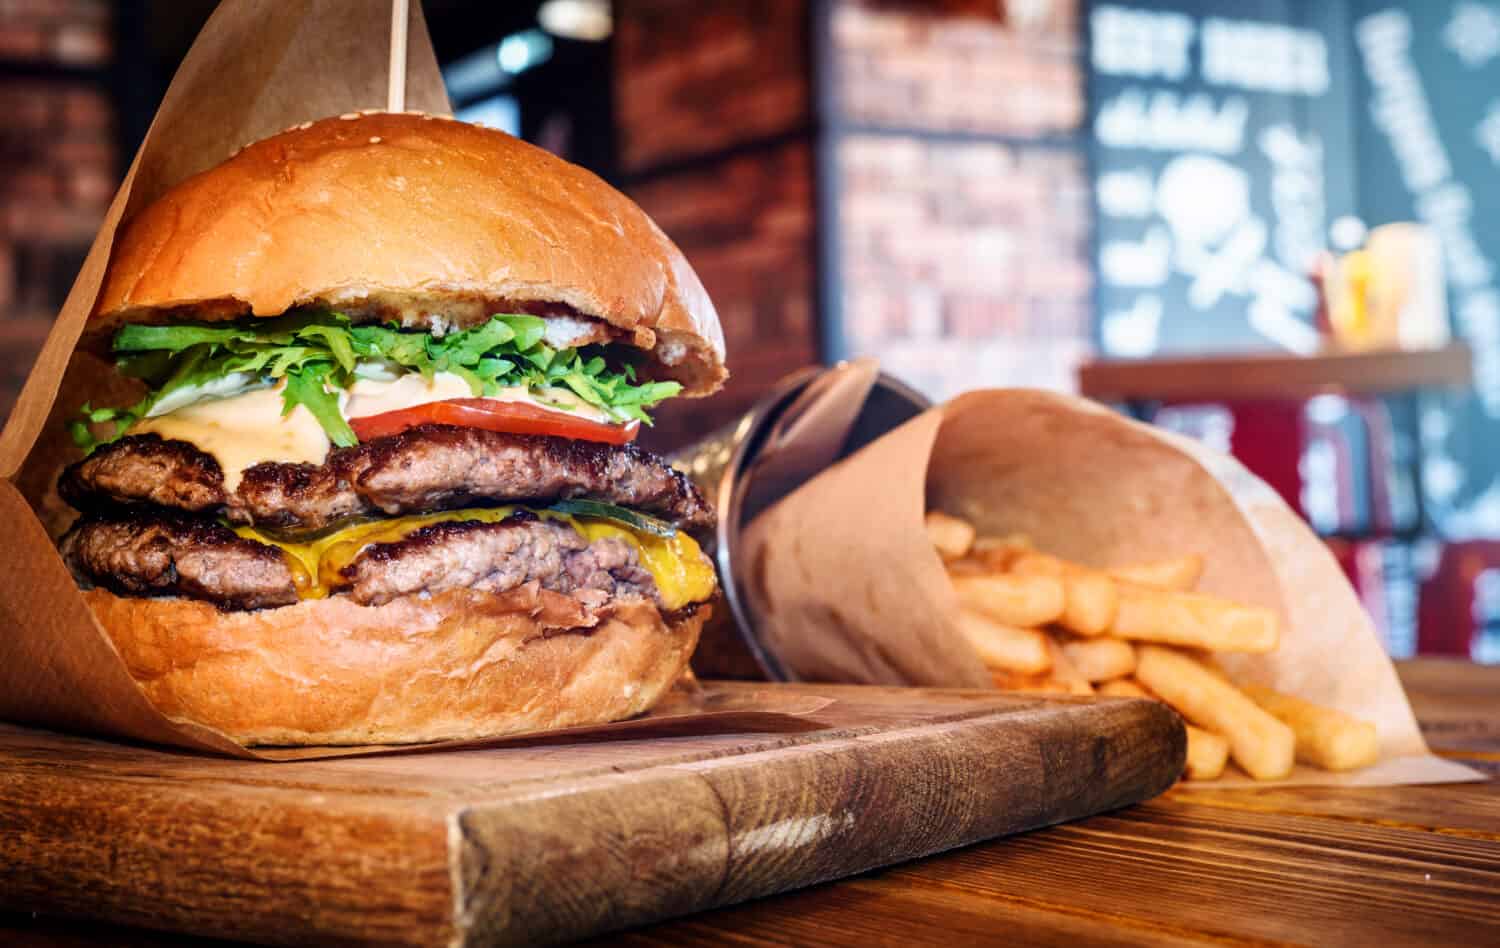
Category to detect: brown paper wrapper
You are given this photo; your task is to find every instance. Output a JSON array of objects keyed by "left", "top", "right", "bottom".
[
  {"left": 744, "top": 388, "right": 1480, "bottom": 788},
  {"left": 0, "top": 0, "right": 825, "bottom": 759}
]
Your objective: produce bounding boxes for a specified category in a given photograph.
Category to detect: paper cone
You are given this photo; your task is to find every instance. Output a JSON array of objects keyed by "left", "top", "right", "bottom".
[
  {"left": 0, "top": 0, "right": 821, "bottom": 758},
  {"left": 670, "top": 363, "right": 932, "bottom": 681},
  {"left": 744, "top": 388, "right": 1479, "bottom": 787}
]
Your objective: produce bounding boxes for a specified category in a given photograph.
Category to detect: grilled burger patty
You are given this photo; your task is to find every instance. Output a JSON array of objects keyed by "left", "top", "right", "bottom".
[
  {"left": 62, "top": 510, "right": 658, "bottom": 611},
  {"left": 60, "top": 425, "right": 713, "bottom": 533},
  {"left": 59, "top": 514, "right": 299, "bottom": 611}
]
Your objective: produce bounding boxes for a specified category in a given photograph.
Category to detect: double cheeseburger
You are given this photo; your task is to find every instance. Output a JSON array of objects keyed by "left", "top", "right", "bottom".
[{"left": 56, "top": 112, "right": 725, "bottom": 745}]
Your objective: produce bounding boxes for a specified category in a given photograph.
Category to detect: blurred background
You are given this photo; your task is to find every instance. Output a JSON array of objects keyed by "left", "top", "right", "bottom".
[{"left": 1, "top": 0, "right": 1498, "bottom": 660}]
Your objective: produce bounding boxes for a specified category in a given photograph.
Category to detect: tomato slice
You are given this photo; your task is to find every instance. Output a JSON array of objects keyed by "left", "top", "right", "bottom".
[{"left": 348, "top": 398, "right": 640, "bottom": 445}]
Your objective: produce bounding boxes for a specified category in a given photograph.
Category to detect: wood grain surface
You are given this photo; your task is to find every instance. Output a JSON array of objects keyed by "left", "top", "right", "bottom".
[
  {"left": 587, "top": 659, "right": 1500, "bottom": 948},
  {"left": 0, "top": 683, "right": 1183, "bottom": 947},
  {"left": 8, "top": 662, "right": 1497, "bottom": 947}
]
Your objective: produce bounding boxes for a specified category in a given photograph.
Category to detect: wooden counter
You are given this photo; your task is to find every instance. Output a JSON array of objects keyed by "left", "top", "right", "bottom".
[
  {"left": 1078, "top": 345, "right": 1474, "bottom": 401},
  {"left": 6, "top": 659, "right": 1499, "bottom": 947}
]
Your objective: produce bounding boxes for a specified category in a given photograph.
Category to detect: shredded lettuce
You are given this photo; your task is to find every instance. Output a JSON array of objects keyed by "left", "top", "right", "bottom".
[{"left": 70, "top": 312, "right": 682, "bottom": 452}]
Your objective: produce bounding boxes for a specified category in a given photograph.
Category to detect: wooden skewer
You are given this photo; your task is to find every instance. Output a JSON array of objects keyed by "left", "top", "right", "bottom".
[{"left": 388, "top": 0, "right": 409, "bottom": 113}]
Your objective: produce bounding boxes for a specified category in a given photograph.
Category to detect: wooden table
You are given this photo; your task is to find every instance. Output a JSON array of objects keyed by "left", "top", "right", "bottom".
[{"left": 7, "top": 659, "right": 1500, "bottom": 946}]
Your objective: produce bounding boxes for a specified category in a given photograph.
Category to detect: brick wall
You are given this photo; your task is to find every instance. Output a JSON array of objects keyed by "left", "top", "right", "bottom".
[
  {"left": 615, "top": 0, "right": 1093, "bottom": 437},
  {"left": 833, "top": 0, "right": 1083, "bottom": 136},
  {"left": 0, "top": 0, "right": 116, "bottom": 422},
  {"left": 839, "top": 134, "right": 1092, "bottom": 397},
  {"left": 829, "top": 0, "right": 1092, "bottom": 401},
  {"left": 629, "top": 144, "right": 817, "bottom": 453},
  {"left": 616, "top": 0, "right": 820, "bottom": 453},
  {"left": 615, "top": 0, "right": 809, "bottom": 175}
]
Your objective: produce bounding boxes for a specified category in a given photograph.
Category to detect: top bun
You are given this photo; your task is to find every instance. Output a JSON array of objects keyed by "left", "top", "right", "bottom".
[{"left": 92, "top": 111, "right": 725, "bottom": 396}]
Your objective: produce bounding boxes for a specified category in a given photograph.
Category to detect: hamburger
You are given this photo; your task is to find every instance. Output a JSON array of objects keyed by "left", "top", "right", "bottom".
[{"left": 54, "top": 112, "right": 725, "bottom": 745}]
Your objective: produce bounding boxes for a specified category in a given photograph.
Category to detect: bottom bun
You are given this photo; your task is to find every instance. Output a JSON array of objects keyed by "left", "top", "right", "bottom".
[{"left": 83, "top": 586, "right": 705, "bottom": 746}]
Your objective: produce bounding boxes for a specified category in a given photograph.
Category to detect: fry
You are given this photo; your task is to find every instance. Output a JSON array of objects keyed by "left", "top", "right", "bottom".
[
  {"left": 971, "top": 533, "right": 1033, "bottom": 571},
  {"left": 1135, "top": 645, "right": 1294, "bottom": 780},
  {"left": 944, "top": 557, "right": 990, "bottom": 577},
  {"left": 926, "top": 511, "right": 975, "bottom": 562},
  {"left": 1098, "top": 678, "right": 1151, "bottom": 699},
  {"left": 1243, "top": 685, "right": 1380, "bottom": 772},
  {"left": 991, "top": 668, "right": 1068, "bottom": 693},
  {"left": 1184, "top": 725, "right": 1230, "bottom": 780},
  {"left": 952, "top": 573, "right": 1065, "bottom": 627},
  {"left": 1045, "top": 636, "right": 1094, "bottom": 695},
  {"left": 958, "top": 610, "right": 1051, "bottom": 674},
  {"left": 1110, "top": 584, "right": 1278, "bottom": 653},
  {"left": 1108, "top": 555, "right": 1204, "bottom": 591},
  {"left": 1012, "top": 553, "right": 1118, "bottom": 636},
  {"left": 1059, "top": 637, "right": 1136, "bottom": 682}
]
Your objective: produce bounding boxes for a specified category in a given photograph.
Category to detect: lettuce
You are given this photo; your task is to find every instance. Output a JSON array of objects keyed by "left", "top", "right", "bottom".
[
  {"left": 281, "top": 361, "right": 358, "bottom": 447},
  {"left": 72, "top": 312, "right": 682, "bottom": 452}
]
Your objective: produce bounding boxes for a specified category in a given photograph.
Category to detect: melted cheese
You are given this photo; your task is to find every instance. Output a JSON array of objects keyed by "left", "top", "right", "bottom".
[
  {"left": 234, "top": 508, "right": 716, "bottom": 610},
  {"left": 569, "top": 518, "right": 718, "bottom": 612},
  {"left": 131, "top": 387, "right": 329, "bottom": 492},
  {"left": 127, "top": 373, "right": 619, "bottom": 489}
]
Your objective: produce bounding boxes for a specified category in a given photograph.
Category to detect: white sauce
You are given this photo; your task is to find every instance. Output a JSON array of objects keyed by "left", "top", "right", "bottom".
[
  {"left": 343, "top": 372, "right": 472, "bottom": 418},
  {"left": 131, "top": 387, "right": 329, "bottom": 492},
  {"left": 127, "top": 372, "right": 618, "bottom": 489}
]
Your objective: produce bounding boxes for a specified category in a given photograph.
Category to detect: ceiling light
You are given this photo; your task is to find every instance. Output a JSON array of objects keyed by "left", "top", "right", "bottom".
[
  {"left": 539, "top": 0, "right": 612, "bottom": 42},
  {"left": 498, "top": 30, "right": 553, "bottom": 74}
]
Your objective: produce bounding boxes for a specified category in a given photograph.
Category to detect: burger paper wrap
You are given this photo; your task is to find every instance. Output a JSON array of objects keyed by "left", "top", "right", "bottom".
[
  {"left": 743, "top": 388, "right": 1479, "bottom": 788},
  {"left": 0, "top": 0, "right": 825, "bottom": 760}
]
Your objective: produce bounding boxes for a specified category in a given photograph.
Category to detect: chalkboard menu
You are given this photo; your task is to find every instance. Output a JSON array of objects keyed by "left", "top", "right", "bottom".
[
  {"left": 1088, "top": 0, "right": 1500, "bottom": 539},
  {"left": 1087, "top": 0, "right": 1359, "bottom": 358},
  {"left": 1351, "top": 1, "right": 1500, "bottom": 538}
]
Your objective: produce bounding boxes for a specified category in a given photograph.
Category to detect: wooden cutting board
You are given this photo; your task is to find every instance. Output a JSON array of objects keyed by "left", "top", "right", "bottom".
[{"left": 0, "top": 682, "right": 1183, "bottom": 947}]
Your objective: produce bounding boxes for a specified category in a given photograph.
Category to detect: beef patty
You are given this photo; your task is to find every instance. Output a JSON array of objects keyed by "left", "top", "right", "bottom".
[
  {"left": 62, "top": 510, "right": 658, "bottom": 611},
  {"left": 59, "top": 514, "right": 298, "bottom": 611},
  {"left": 60, "top": 425, "right": 713, "bottom": 532}
]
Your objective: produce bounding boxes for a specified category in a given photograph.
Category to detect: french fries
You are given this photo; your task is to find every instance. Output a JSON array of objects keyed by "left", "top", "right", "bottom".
[
  {"left": 1098, "top": 679, "right": 1150, "bottom": 699},
  {"left": 1108, "top": 555, "right": 1203, "bottom": 592},
  {"left": 958, "top": 610, "right": 1051, "bottom": 675},
  {"left": 925, "top": 511, "right": 975, "bottom": 562},
  {"left": 1059, "top": 637, "right": 1136, "bottom": 682},
  {"left": 972, "top": 533, "right": 1034, "bottom": 571},
  {"left": 990, "top": 669, "right": 1069, "bottom": 693},
  {"left": 928, "top": 512, "right": 1380, "bottom": 782},
  {"left": 1044, "top": 636, "right": 1095, "bottom": 695},
  {"left": 1110, "top": 584, "right": 1279, "bottom": 653},
  {"left": 944, "top": 557, "right": 990, "bottom": 577},
  {"left": 1243, "top": 685, "right": 1380, "bottom": 772},
  {"left": 952, "top": 573, "right": 1065, "bottom": 628},
  {"left": 1184, "top": 725, "right": 1230, "bottom": 780},
  {"left": 1012, "top": 553, "right": 1117, "bottom": 636},
  {"left": 1135, "top": 645, "right": 1294, "bottom": 780}
]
